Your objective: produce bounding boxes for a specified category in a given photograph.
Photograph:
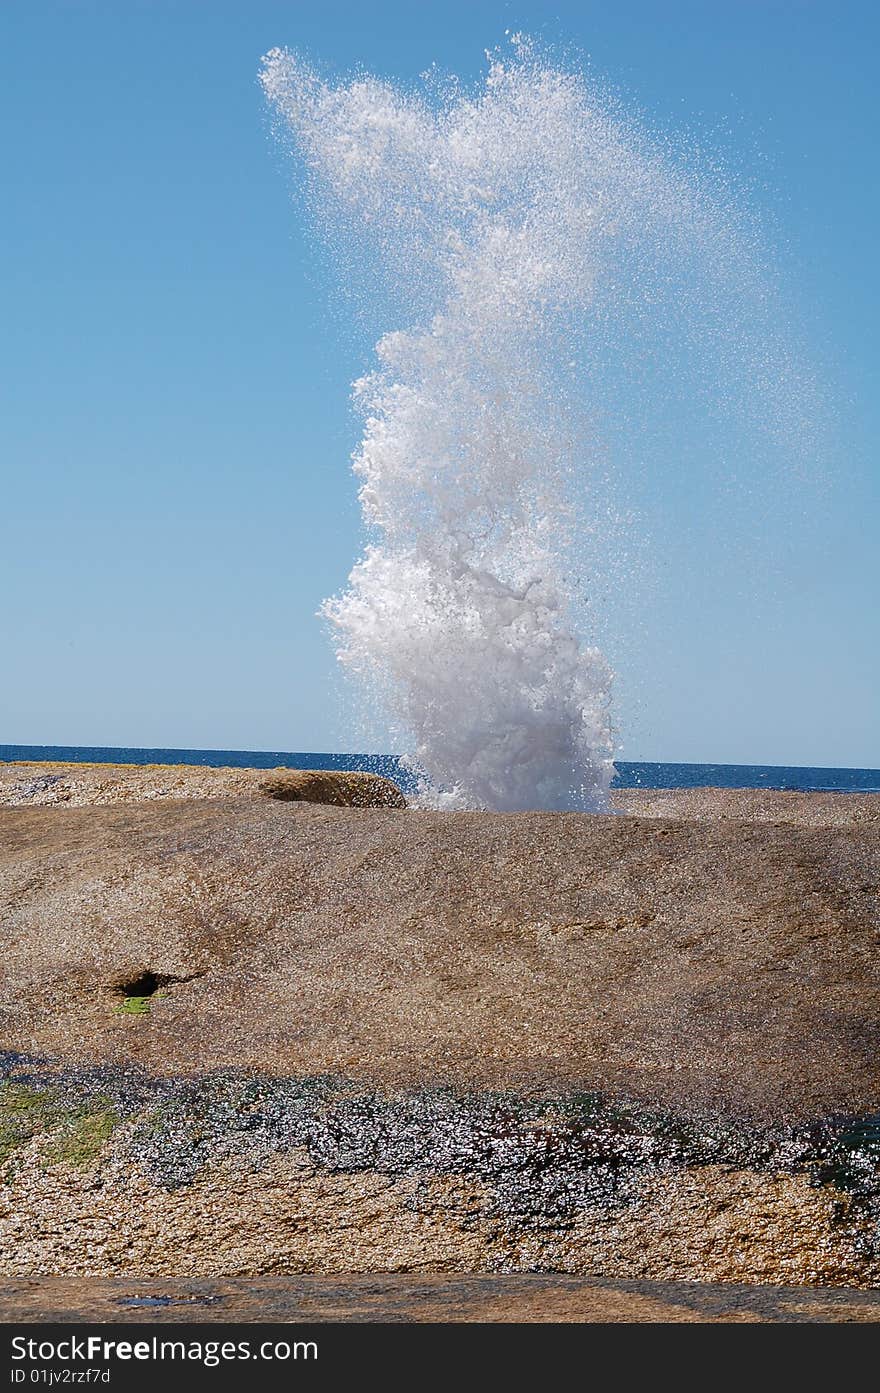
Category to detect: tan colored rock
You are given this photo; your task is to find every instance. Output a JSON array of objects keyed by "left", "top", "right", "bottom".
[
  {"left": 0, "top": 761, "right": 405, "bottom": 810},
  {"left": 3, "top": 760, "right": 878, "bottom": 829},
  {"left": 614, "top": 785, "right": 880, "bottom": 830},
  {"left": 3, "top": 779, "right": 879, "bottom": 1293},
  {"left": 1, "top": 796, "right": 878, "bottom": 1121},
  {"left": 1, "top": 1125, "right": 877, "bottom": 1288}
]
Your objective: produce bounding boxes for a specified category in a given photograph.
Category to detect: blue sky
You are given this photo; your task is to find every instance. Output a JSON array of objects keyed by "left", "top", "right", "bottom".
[{"left": 2, "top": 0, "right": 877, "bottom": 766}]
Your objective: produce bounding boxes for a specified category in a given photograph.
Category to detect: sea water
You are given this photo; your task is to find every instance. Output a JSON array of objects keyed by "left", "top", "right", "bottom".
[{"left": 2, "top": 747, "right": 877, "bottom": 797}]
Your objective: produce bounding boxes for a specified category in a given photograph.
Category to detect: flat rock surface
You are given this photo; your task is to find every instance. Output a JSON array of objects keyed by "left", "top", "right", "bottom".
[
  {"left": 0, "top": 762, "right": 403, "bottom": 809},
  {"left": 2, "top": 794, "right": 878, "bottom": 1122},
  {"left": 2, "top": 1274, "right": 879, "bottom": 1323},
  {"left": 615, "top": 785, "right": 880, "bottom": 828},
  {"left": 2, "top": 760, "right": 878, "bottom": 828}
]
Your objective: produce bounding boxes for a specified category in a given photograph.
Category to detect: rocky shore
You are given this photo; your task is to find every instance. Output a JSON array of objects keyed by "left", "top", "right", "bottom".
[
  {"left": 2, "top": 758, "right": 877, "bottom": 828},
  {"left": 1, "top": 763, "right": 878, "bottom": 1304}
]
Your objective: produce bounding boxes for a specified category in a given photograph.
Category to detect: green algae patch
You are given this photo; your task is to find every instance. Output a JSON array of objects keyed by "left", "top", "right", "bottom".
[
  {"left": 115, "top": 995, "right": 153, "bottom": 1016},
  {"left": 0, "top": 1083, "right": 118, "bottom": 1173},
  {"left": 0, "top": 1085, "right": 51, "bottom": 1169},
  {"left": 112, "top": 971, "right": 171, "bottom": 1015},
  {"left": 44, "top": 1105, "right": 118, "bottom": 1168}
]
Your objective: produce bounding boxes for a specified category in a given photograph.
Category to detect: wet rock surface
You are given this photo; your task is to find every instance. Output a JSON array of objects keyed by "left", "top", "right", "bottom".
[
  {"left": 3, "top": 1273, "right": 880, "bottom": 1323},
  {"left": 1, "top": 1061, "right": 879, "bottom": 1286}
]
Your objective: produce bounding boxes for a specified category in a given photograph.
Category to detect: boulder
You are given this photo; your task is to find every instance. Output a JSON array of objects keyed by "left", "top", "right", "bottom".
[{"left": 258, "top": 769, "right": 406, "bottom": 808}]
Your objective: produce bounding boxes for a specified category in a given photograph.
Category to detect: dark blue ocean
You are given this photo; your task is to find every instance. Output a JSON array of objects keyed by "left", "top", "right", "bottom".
[{"left": 2, "top": 745, "right": 878, "bottom": 795}]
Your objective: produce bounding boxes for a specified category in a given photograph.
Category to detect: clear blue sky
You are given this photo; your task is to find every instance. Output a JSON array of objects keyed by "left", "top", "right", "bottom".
[{"left": 2, "top": 0, "right": 877, "bottom": 766}]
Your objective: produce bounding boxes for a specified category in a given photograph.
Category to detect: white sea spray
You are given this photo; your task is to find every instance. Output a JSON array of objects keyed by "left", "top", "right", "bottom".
[{"left": 261, "top": 37, "right": 822, "bottom": 810}]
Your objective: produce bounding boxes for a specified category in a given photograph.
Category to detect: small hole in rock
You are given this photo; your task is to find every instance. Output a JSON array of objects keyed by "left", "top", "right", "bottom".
[
  {"left": 111, "top": 968, "right": 204, "bottom": 1015},
  {"left": 122, "top": 972, "right": 162, "bottom": 999},
  {"left": 115, "top": 972, "right": 167, "bottom": 1015}
]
